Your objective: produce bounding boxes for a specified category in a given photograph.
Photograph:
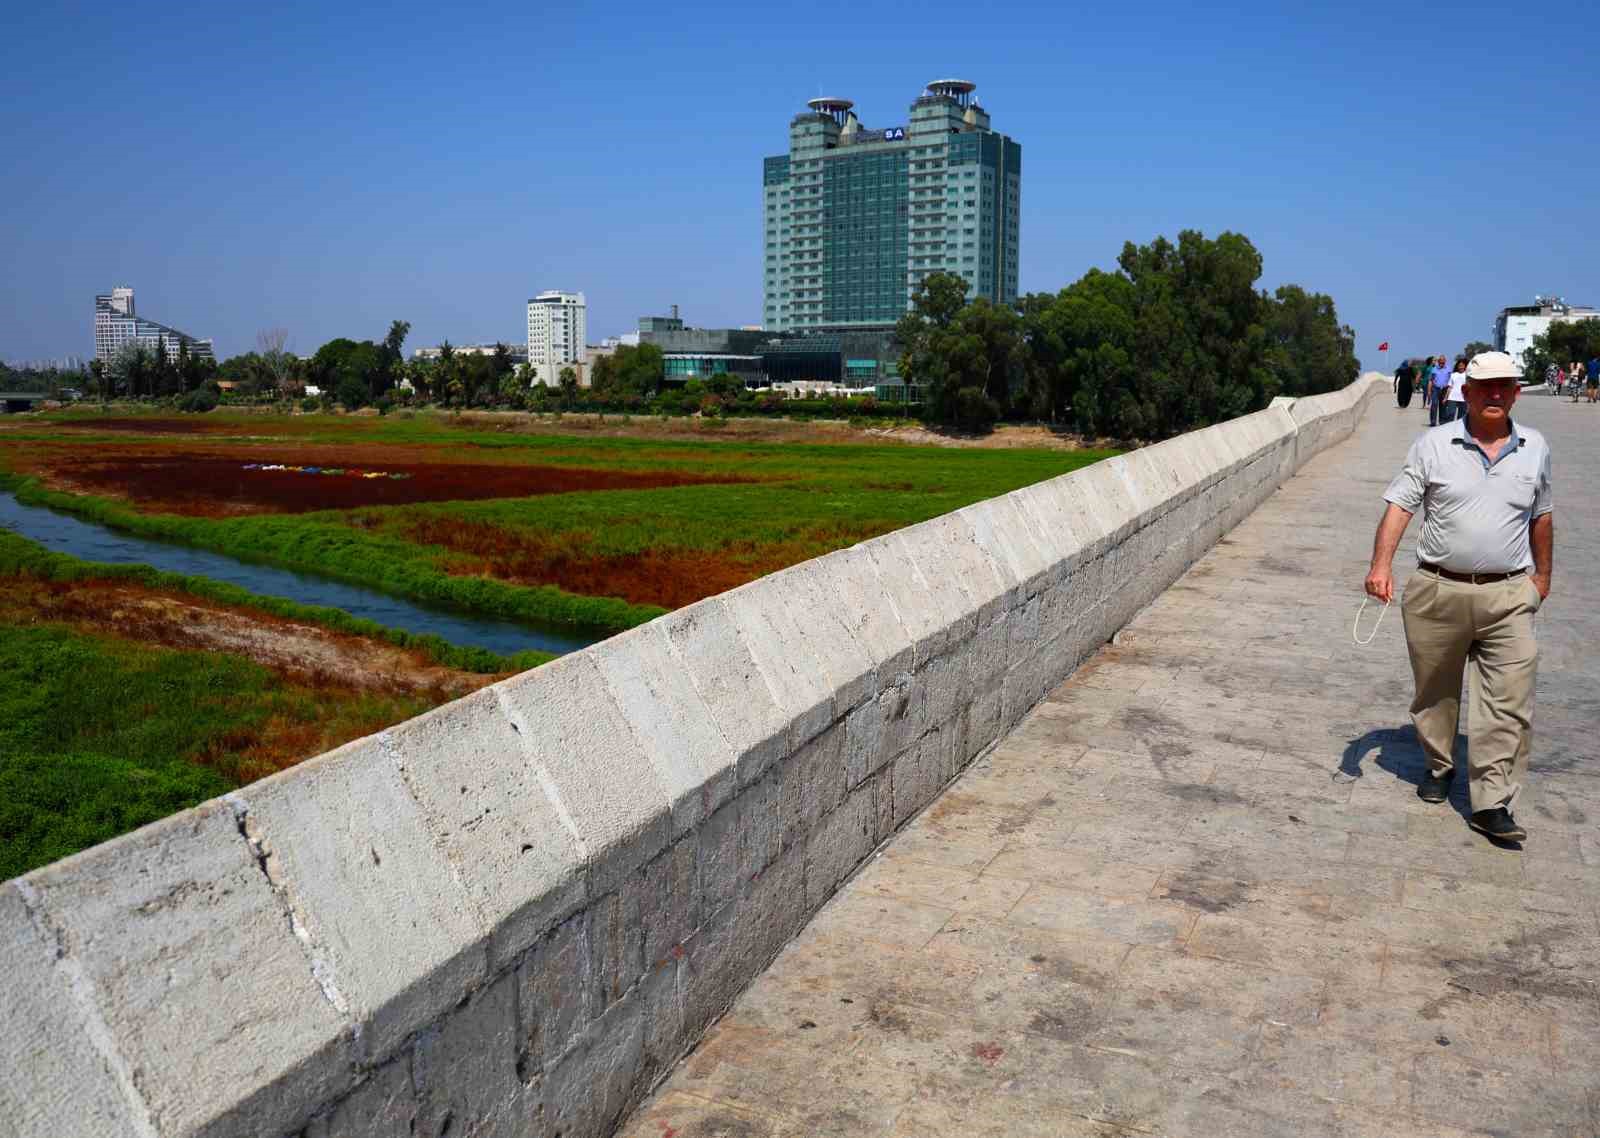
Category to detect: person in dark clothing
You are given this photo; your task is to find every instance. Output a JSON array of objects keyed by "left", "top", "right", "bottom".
[{"left": 1396, "top": 361, "right": 1416, "bottom": 408}]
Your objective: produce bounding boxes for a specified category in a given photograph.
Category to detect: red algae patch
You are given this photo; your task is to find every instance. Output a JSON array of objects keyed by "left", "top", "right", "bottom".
[
  {"left": 45, "top": 417, "right": 251, "bottom": 435},
  {"left": 30, "top": 451, "right": 757, "bottom": 516},
  {"left": 404, "top": 516, "right": 888, "bottom": 609}
]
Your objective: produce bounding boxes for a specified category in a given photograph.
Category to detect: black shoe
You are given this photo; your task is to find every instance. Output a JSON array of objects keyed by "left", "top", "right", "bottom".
[
  {"left": 1468, "top": 808, "right": 1526, "bottom": 842},
  {"left": 1417, "top": 768, "right": 1455, "bottom": 803}
]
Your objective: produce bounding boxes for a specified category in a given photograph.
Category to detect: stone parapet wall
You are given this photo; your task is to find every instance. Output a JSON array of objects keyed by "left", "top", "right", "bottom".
[{"left": 1, "top": 375, "right": 1384, "bottom": 1138}]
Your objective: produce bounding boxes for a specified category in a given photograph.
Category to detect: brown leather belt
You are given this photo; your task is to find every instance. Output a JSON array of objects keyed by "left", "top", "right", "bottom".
[{"left": 1419, "top": 562, "right": 1525, "bottom": 585}]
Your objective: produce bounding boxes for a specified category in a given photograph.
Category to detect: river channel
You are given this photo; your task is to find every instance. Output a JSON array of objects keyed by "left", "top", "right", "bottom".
[{"left": 0, "top": 491, "right": 597, "bottom": 658}]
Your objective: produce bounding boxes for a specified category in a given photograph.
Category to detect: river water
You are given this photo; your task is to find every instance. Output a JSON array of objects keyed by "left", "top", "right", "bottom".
[{"left": 0, "top": 492, "right": 596, "bottom": 658}]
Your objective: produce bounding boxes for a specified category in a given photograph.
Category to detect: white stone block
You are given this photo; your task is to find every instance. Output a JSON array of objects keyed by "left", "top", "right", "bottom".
[
  {"left": 952, "top": 501, "right": 1026, "bottom": 608},
  {"left": 588, "top": 621, "right": 738, "bottom": 835},
  {"left": 497, "top": 654, "right": 674, "bottom": 896},
  {"left": 383, "top": 688, "right": 586, "bottom": 969},
  {"left": 771, "top": 557, "right": 880, "bottom": 712},
  {"left": 887, "top": 521, "right": 982, "bottom": 647},
  {"left": 237, "top": 738, "right": 487, "bottom": 1065},
  {"left": 21, "top": 801, "right": 355, "bottom": 1136},
  {"left": 861, "top": 531, "right": 953, "bottom": 665},
  {"left": 658, "top": 598, "right": 792, "bottom": 788},
  {"left": 719, "top": 576, "right": 837, "bottom": 746},
  {"left": 0, "top": 885, "right": 145, "bottom": 1137},
  {"left": 808, "top": 544, "right": 915, "bottom": 680}
]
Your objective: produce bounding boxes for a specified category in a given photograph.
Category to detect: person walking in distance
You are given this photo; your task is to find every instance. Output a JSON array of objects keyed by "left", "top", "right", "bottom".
[
  {"left": 1428, "top": 355, "right": 1450, "bottom": 426},
  {"left": 1441, "top": 356, "right": 1468, "bottom": 423},
  {"left": 1395, "top": 359, "right": 1416, "bottom": 408},
  {"left": 1364, "top": 351, "right": 1554, "bottom": 843},
  {"left": 1587, "top": 354, "right": 1600, "bottom": 404}
]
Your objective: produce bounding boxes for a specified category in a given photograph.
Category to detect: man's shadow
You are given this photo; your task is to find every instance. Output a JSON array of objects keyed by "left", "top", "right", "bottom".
[{"left": 1338, "top": 725, "right": 1472, "bottom": 820}]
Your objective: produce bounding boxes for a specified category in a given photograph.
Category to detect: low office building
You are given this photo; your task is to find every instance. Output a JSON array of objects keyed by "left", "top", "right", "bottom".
[
  {"left": 661, "top": 353, "right": 763, "bottom": 382},
  {"left": 1494, "top": 296, "right": 1600, "bottom": 367},
  {"left": 93, "top": 287, "right": 214, "bottom": 364}
]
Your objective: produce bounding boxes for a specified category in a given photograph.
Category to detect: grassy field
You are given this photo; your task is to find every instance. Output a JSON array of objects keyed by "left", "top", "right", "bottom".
[
  {"left": 0, "top": 527, "right": 538, "bottom": 878},
  {"left": 0, "top": 408, "right": 1115, "bottom": 876},
  {"left": 0, "top": 409, "right": 1118, "bottom": 632}
]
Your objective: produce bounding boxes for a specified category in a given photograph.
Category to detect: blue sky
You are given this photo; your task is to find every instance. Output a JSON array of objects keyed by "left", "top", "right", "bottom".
[{"left": 2, "top": 0, "right": 1594, "bottom": 367}]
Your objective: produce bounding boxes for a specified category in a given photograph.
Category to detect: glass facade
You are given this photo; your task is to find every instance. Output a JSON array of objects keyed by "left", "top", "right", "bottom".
[
  {"left": 93, "top": 288, "right": 214, "bottom": 363},
  {"left": 661, "top": 354, "right": 760, "bottom": 378},
  {"left": 764, "top": 81, "right": 1020, "bottom": 334}
]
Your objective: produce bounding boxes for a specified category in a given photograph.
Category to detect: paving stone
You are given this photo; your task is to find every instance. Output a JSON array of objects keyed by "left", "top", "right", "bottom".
[
  {"left": 1007, "top": 884, "right": 1197, "bottom": 949},
  {"left": 621, "top": 392, "right": 1600, "bottom": 1137},
  {"left": 984, "top": 849, "right": 1164, "bottom": 902},
  {"left": 618, "top": 1091, "right": 795, "bottom": 1138},
  {"left": 850, "top": 853, "right": 1031, "bottom": 919}
]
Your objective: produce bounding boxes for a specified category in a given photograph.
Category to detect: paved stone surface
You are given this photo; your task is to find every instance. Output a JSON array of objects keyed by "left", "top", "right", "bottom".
[{"left": 620, "top": 392, "right": 1600, "bottom": 1138}]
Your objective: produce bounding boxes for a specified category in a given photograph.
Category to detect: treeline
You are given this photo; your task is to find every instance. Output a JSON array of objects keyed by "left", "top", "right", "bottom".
[{"left": 898, "top": 230, "right": 1360, "bottom": 438}]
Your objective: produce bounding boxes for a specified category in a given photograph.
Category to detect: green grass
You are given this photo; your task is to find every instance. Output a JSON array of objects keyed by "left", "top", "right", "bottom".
[
  {"left": 0, "top": 524, "right": 553, "bottom": 674},
  {"left": 1, "top": 415, "right": 1119, "bottom": 633},
  {"left": 0, "top": 622, "right": 442, "bottom": 881}
]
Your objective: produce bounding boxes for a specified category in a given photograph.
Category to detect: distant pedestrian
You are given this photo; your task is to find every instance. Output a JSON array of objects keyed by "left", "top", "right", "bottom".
[
  {"left": 1365, "top": 351, "right": 1553, "bottom": 843},
  {"left": 1587, "top": 356, "right": 1599, "bottom": 403},
  {"left": 1395, "top": 360, "right": 1416, "bottom": 408},
  {"left": 1428, "top": 356, "right": 1450, "bottom": 426},
  {"left": 1441, "top": 357, "right": 1468, "bottom": 423}
]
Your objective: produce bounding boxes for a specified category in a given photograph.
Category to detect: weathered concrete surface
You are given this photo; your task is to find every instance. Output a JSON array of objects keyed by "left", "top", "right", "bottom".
[
  {"left": 619, "top": 391, "right": 1600, "bottom": 1138},
  {"left": 0, "top": 376, "right": 1384, "bottom": 1137}
]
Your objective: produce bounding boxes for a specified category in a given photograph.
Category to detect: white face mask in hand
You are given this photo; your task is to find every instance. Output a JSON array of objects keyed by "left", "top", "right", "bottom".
[{"left": 1353, "top": 595, "right": 1390, "bottom": 646}]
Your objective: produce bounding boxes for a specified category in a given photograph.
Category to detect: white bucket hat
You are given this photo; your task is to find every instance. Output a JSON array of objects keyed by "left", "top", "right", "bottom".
[{"left": 1465, "top": 351, "right": 1523, "bottom": 382}]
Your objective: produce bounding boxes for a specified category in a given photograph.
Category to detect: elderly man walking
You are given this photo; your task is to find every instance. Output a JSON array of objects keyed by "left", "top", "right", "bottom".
[{"left": 1364, "top": 352, "right": 1554, "bottom": 842}]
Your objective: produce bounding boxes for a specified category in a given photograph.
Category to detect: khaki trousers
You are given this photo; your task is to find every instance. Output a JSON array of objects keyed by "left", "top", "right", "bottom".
[{"left": 1400, "top": 570, "right": 1541, "bottom": 813}]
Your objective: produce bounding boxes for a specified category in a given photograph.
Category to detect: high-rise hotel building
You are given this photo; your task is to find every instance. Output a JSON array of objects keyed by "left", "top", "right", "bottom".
[
  {"left": 93, "top": 286, "right": 215, "bottom": 363},
  {"left": 526, "top": 290, "right": 587, "bottom": 385},
  {"left": 762, "top": 79, "right": 1020, "bottom": 333}
]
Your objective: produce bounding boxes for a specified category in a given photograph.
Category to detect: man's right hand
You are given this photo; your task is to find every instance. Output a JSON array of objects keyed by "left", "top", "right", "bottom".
[{"left": 1364, "top": 566, "right": 1394, "bottom": 603}]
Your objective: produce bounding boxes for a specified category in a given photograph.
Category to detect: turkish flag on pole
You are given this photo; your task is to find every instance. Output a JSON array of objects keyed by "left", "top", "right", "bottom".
[{"left": 1378, "top": 341, "right": 1390, "bottom": 352}]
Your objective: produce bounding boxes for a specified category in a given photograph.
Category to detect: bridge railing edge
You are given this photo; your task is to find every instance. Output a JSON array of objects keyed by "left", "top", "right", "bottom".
[{"left": 0, "top": 374, "right": 1385, "bottom": 1138}]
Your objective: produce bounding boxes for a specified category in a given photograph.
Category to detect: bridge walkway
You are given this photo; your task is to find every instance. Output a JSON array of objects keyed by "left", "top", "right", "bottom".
[{"left": 621, "top": 392, "right": 1600, "bottom": 1138}]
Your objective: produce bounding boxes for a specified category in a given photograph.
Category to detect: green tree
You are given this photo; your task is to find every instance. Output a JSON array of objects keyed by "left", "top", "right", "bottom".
[
  {"left": 1052, "top": 270, "right": 1141, "bottom": 437},
  {"left": 310, "top": 338, "right": 384, "bottom": 407},
  {"left": 898, "top": 273, "right": 1024, "bottom": 429},
  {"left": 1116, "top": 230, "right": 1274, "bottom": 438},
  {"left": 374, "top": 320, "right": 411, "bottom": 401},
  {"left": 1460, "top": 340, "right": 1495, "bottom": 361},
  {"left": 590, "top": 343, "right": 663, "bottom": 397},
  {"left": 108, "top": 342, "right": 153, "bottom": 399},
  {"left": 1263, "top": 284, "right": 1358, "bottom": 399}
]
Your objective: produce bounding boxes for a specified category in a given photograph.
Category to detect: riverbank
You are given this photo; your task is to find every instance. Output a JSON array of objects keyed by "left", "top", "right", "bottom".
[
  {"left": 0, "top": 528, "right": 535, "bottom": 879},
  {"left": 0, "top": 413, "right": 1116, "bottom": 633}
]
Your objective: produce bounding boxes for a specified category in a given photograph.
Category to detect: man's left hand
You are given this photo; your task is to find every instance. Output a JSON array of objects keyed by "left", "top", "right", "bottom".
[{"left": 1531, "top": 573, "right": 1551, "bottom": 599}]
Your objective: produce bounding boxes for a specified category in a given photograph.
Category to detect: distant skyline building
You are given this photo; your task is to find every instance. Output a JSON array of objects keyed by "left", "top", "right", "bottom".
[
  {"left": 93, "top": 286, "right": 214, "bottom": 364},
  {"left": 762, "top": 79, "right": 1021, "bottom": 333},
  {"left": 526, "top": 290, "right": 587, "bottom": 385},
  {"left": 412, "top": 343, "right": 527, "bottom": 362},
  {"left": 1494, "top": 296, "right": 1600, "bottom": 367}
]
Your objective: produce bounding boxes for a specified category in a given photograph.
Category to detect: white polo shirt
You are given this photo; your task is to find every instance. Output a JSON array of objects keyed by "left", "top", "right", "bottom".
[{"left": 1383, "top": 418, "right": 1553, "bottom": 573}]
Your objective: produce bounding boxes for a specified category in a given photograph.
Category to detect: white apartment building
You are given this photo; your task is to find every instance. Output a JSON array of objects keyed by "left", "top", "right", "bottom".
[
  {"left": 1494, "top": 296, "right": 1600, "bottom": 368},
  {"left": 526, "top": 291, "right": 587, "bottom": 386}
]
